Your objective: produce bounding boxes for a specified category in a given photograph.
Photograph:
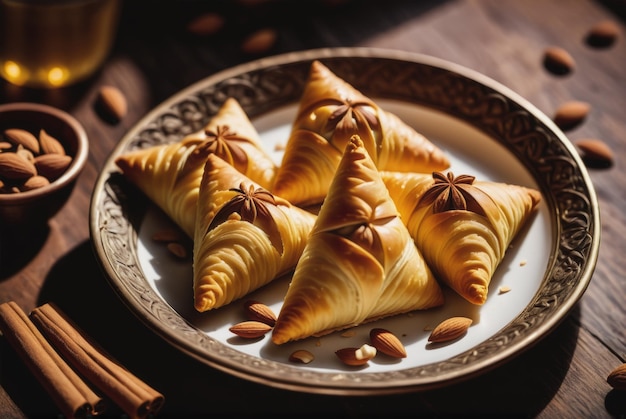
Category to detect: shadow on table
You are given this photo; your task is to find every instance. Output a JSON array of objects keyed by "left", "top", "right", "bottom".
[
  {"left": 0, "top": 241, "right": 582, "bottom": 416},
  {"left": 0, "top": 226, "right": 49, "bottom": 280}
]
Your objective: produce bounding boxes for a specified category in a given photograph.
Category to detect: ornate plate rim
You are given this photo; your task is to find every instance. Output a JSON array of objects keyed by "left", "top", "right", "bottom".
[{"left": 89, "top": 47, "right": 600, "bottom": 395}]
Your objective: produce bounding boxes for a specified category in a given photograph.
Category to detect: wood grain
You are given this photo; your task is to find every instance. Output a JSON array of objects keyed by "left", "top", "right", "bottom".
[{"left": 1, "top": 0, "right": 624, "bottom": 417}]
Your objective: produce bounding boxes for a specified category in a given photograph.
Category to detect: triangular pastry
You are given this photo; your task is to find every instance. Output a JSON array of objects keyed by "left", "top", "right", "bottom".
[
  {"left": 381, "top": 170, "right": 542, "bottom": 305},
  {"left": 114, "top": 97, "right": 277, "bottom": 237},
  {"left": 114, "top": 135, "right": 205, "bottom": 238},
  {"left": 271, "top": 136, "right": 444, "bottom": 345},
  {"left": 271, "top": 60, "right": 450, "bottom": 206},
  {"left": 183, "top": 97, "right": 277, "bottom": 190},
  {"left": 193, "top": 154, "right": 317, "bottom": 312}
]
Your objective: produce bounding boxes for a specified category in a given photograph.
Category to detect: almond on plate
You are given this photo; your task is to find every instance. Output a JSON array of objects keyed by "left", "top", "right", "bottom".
[
  {"left": 428, "top": 317, "right": 473, "bottom": 343},
  {"left": 369, "top": 328, "right": 407, "bottom": 358}
]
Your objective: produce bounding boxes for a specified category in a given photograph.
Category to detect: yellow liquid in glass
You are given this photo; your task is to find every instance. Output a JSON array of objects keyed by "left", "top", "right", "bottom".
[{"left": 0, "top": 0, "right": 120, "bottom": 88}]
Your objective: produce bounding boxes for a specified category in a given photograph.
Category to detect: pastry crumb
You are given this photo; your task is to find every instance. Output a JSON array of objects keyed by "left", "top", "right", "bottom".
[
  {"left": 519, "top": 259, "right": 527, "bottom": 266},
  {"left": 498, "top": 286, "right": 511, "bottom": 294}
]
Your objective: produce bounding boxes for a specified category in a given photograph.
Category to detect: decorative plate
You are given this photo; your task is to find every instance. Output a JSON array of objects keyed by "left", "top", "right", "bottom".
[{"left": 90, "top": 48, "right": 599, "bottom": 395}]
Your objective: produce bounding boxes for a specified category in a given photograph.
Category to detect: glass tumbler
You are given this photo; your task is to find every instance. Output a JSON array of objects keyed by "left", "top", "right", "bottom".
[{"left": 0, "top": 0, "right": 121, "bottom": 88}]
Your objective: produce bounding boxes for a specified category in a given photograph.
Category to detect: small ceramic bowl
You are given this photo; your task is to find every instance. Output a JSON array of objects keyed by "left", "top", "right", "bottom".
[{"left": 0, "top": 102, "right": 89, "bottom": 230}]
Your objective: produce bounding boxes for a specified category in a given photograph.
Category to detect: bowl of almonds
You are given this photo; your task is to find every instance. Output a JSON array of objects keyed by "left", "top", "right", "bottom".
[{"left": 0, "top": 102, "right": 88, "bottom": 230}]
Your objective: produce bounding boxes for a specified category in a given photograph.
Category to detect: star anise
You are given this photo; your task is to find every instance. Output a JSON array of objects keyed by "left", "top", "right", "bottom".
[
  {"left": 208, "top": 183, "right": 284, "bottom": 254},
  {"left": 324, "top": 98, "right": 380, "bottom": 140},
  {"left": 175, "top": 125, "right": 251, "bottom": 184},
  {"left": 202, "top": 124, "right": 250, "bottom": 168},
  {"left": 333, "top": 215, "right": 396, "bottom": 266},
  {"left": 417, "top": 171, "right": 488, "bottom": 216}
]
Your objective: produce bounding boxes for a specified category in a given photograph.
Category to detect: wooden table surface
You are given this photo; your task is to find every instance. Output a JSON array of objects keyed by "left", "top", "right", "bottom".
[{"left": 1, "top": 0, "right": 625, "bottom": 417}]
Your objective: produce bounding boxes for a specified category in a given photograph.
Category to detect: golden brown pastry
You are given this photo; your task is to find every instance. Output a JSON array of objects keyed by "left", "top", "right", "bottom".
[
  {"left": 272, "top": 60, "right": 450, "bottom": 206},
  {"left": 114, "top": 97, "right": 277, "bottom": 237},
  {"left": 381, "top": 170, "right": 542, "bottom": 305},
  {"left": 193, "top": 154, "right": 317, "bottom": 312},
  {"left": 183, "top": 97, "right": 277, "bottom": 190},
  {"left": 271, "top": 136, "right": 444, "bottom": 345},
  {"left": 114, "top": 135, "right": 205, "bottom": 238}
]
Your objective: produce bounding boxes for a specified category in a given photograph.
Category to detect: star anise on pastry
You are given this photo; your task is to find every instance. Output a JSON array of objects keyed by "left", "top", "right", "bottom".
[
  {"left": 334, "top": 215, "right": 396, "bottom": 266},
  {"left": 417, "top": 171, "right": 488, "bottom": 217},
  {"left": 324, "top": 98, "right": 380, "bottom": 139},
  {"left": 209, "top": 182, "right": 284, "bottom": 254},
  {"left": 201, "top": 124, "right": 250, "bottom": 168},
  {"left": 175, "top": 125, "right": 251, "bottom": 184}
]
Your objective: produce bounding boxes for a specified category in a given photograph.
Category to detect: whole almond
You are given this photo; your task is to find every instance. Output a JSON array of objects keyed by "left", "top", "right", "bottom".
[
  {"left": 21, "top": 175, "right": 50, "bottom": 191},
  {"left": 586, "top": 20, "right": 619, "bottom": 48},
  {"left": 369, "top": 328, "right": 407, "bottom": 358},
  {"left": 151, "top": 229, "right": 185, "bottom": 243},
  {"left": 34, "top": 153, "right": 72, "bottom": 181},
  {"left": 607, "top": 363, "right": 626, "bottom": 391},
  {"left": 543, "top": 46, "right": 575, "bottom": 75},
  {"left": 244, "top": 300, "right": 276, "bottom": 326},
  {"left": 187, "top": 12, "right": 225, "bottom": 36},
  {"left": 4, "top": 128, "right": 40, "bottom": 154},
  {"left": 575, "top": 138, "right": 614, "bottom": 168},
  {"left": 241, "top": 28, "right": 277, "bottom": 54},
  {"left": 229, "top": 320, "right": 272, "bottom": 339},
  {"left": 428, "top": 317, "right": 473, "bottom": 343},
  {"left": 553, "top": 101, "right": 590, "bottom": 131},
  {"left": 39, "top": 129, "right": 66, "bottom": 155},
  {"left": 166, "top": 242, "right": 188, "bottom": 259},
  {"left": 97, "top": 85, "right": 127, "bottom": 121},
  {"left": 335, "top": 344, "right": 377, "bottom": 366},
  {"left": 0, "top": 152, "right": 37, "bottom": 180}
]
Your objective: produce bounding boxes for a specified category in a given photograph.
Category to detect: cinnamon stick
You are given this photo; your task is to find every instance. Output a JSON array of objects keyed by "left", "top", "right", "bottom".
[
  {"left": 0, "top": 301, "right": 103, "bottom": 418},
  {"left": 30, "top": 303, "right": 164, "bottom": 419}
]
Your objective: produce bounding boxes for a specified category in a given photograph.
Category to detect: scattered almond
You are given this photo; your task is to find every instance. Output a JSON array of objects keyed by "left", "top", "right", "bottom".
[
  {"left": 4, "top": 128, "right": 40, "bottom": 154},
  {"left": 39, "top": 129, "right": 66, "bottom": 155},
  {"left": 335, "top": 344, "right": 377, "bottom": 366},
  {"left": 166, "top": 242, "right": 187, "bottom": 259},
  {"left": 340, "top": 330, "right": 356, "bottom": 338},
  {"left": 151, "top": 229, "right": 184, "bottom": 243},
  {"left": 607, "top": 363, "right": 626, "bottom": 391},
  {"left": 244, "top": 300, "right": 276, "bottom": 327},
  {"left": 369, "top": 328, "right": 407, "bottom": 358},
  {"left": 187, "top": 12, "right": 225, "bottom": 36},
  {"left": 428, "top": 317, "right": 472, "bottom": 343},
  {"left": 575, "top": 138, "right": 614, "bottom": 168},
  {"left": 289, "top": 349, "right": 315, "bottom": 364},
  {"left": 241, "top": 28, "right": 277, "bottom": 54},
  {"left": 585, "top": 20, "right": 619, "bottom": 48},
  {"left": 97, "top": 85, "right": 127, "bottom": 121},
  {"left": 553, "top": 101, "right": 590, "bottom": 131},
  {"left": 229, "top": 320, "right": 272, "bottom": 339},
  {"left": 543, "top": 46, "right": 575, "bottom": 75}
]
